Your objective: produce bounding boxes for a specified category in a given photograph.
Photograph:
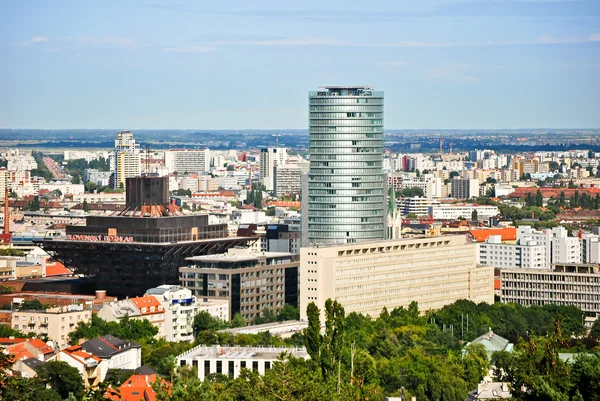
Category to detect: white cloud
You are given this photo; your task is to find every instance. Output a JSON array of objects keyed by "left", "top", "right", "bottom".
[
  {"left": 424, "top": 64, "right": 482, "bottom": 83},
  {"left": 588, "top": 33, "right": 600, "bottom": 42},
  {"left": 162, "top": 46, "right": 216, "bottom": 53},
  {"left": 378, "top": 60, "right": 409, "bottom": 68},
  {"left": 31, "top": 36, "right": 49, "bottom": 43},
  {"left": 214, "top": 38, "right": 453, "bottom": 48},
  {"left": 70, "top": 35, "right": 134, "bottom": 47}
]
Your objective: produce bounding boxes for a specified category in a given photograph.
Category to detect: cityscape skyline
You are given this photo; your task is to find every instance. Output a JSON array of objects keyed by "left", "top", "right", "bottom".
[{"left": 1, "top": 0, "right": 599, "bottom": 130}]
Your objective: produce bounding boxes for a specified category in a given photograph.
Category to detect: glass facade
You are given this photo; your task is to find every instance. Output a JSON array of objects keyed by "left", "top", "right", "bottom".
[{"left": 307, "top": 86, "right": 385, "bottom": 244}]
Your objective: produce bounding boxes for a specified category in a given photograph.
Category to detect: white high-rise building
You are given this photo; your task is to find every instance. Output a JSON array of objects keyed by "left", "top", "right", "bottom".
[
  {"left": 259, "top": 147, "right": 288, "bottom": 192},
  {"left": 111, "top": 130, "right": 141, "bottom": 189},
  {"left": 518, "top": 226, "right": 581, "bottom": 266},
  {"left": 164, "top": 149, "right": 211, "bottom": 174},
  {"left": 477, "top": 235, "right": 546, "bottom": 269}
]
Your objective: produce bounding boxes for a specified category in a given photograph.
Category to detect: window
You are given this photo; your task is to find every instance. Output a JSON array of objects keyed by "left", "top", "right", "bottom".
[
  {"left": 252, "top": 361, "right": 259, "bottom": 371},
  {"left": 204, "top": 360, "right": 210, "bottom": 375},
  {"left": 241, "top": 361, "right": 246, "bottom": 369},
  {"left": 265, "top": 361, "right": 271, "bottom": 371},
  {"left": 228, "top": 361, "right": 235, "bottom": 378},
  {"left": 216, "top": 361, "right": 222, "bottom": 374}
]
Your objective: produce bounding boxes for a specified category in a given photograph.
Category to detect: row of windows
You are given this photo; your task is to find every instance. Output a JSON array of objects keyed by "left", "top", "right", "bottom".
[
  {"left": 308, "top": 229, "right": 385, "bottom": 239},
  {"left": 310, "top": 98, "right": 382, "bottom": 105},
  {"left": 309, "top": 119, "right": 383, "bottom": 126},
  {"left": 309, "top": 168, "right": 383, "bottom": 175},
  {"left": 309, "top": 176, "right": 383, "bottom": 183},
  {"left": 310, "top": 154, "right": 382, "bottom": 161},
  {"left": 308, "top": 202, "right": 386, "bottom": 211},
  {"left": 308, "top": 195, "right": 384, "bottom": 203},
  {"left": 310, "top": 126, "right": 382, "bottom": 133},
  {"left": 310, "top": 105, "right": 383, "bottom": 112},
  {"left": 311, "top": 161, "right": 382, "bottom": 168},
  {"left": 308, "top": 217, "right": 384, "bottom": 226},
  {"left": 309, "top": 112, "right": 382, "bottom": 118},
  {"left": 310, "top": 147, "right": 383, "bottom": 155},
  {"left": 309, "top": 189, "right": 383, "bottom": 196},
  {"left": 307, "top": 210, "right": 383, "bottom": 218},
  {"left": 310, "top": 133, "right": 382, "bottom": 140},
  {"left": 309, "top": 182, "right": 383, "bottom": 189},
  {"left": 309, "top": 140, "right": 381, "bottom": 148}
]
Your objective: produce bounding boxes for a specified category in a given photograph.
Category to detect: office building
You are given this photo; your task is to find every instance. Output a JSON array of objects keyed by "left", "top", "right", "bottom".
[
  {"left": 177, "top": 345, "right": 309, "bottom": 381},
  {"left": 164, "top": 149, "right": 211, "bottom": 174},
  {"left": 398, "top": 197, "right": 441, "bottom": 217},
  {"left": 300, "top": 236, "right": 494, "bottom": 321},
  {"left": 260, "top": 147, "right": 288, "bottom": 192},
  {"left": 111, "top": 130, "right": 141, "bottom": 189},
  {"left": 451, "top": 178, "right": 479, "bottom": 199},
  {"left": 306, "top": 86, "right": 385, "bottom": 245},
  {"left": 500, "top": 264, "right": 600, "bottom": 325},
  {"left": 181, "top": 247, "right": 299, "bottom": 323},
  {"left": 41, "top": 176, "right": 254, "bottom": 297}
]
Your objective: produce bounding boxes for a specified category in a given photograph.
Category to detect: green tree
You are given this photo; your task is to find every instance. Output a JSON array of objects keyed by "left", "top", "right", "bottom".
[
  {"left": 193, "top": 311, "right": 226, "bottom": 332},
  {"left": 471, "top": 209, "right": 478, "bottom": 221},
  {"left": 229, "top": 313, "right": 246, "bottom": 328},
  {"left": 19, "top": 299, "right": 44, "bottom": 310},
  {"left": 590, "top": 318, "right": 600, "bottom": 340},
  {"left": 82, "top": 199, "right": 90, "bottom": 212},
  {"left": 36, "top": 361, "right": 84, "bottom": 400},
  {"left": 277, "top": 304, "right": 300, "bottom": 321}
]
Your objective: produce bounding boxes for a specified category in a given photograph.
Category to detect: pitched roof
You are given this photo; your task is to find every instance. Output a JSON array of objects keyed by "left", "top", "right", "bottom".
[
  {"left": 5, "top": 343, "right": 34, "bottom": 361},
  {"left": 81, "top": 335, "right": 140, "bottom": 359},
  {"left": 0, "top": 337, "right": 27, "bottom": 346},
  {"left": 471, "top": 331, "right": 513, "bottom": 355},
  {"left": 130, "top": 296, "right": 163, "bottom": 316},
  {"left": 63, "top": 344, "right": 102, "bottom": 364},
  {"left": 26, "top": 339, "right": 55, "bottom": 355},
  {"left": 470, "top": 227, "right": 517, "bottom": 242},
  {"left": 107, "top": 374, "right": 166, "bottom": 401},
  {"left": 21, "top": 357, "right": 44, "bottom": 372}
]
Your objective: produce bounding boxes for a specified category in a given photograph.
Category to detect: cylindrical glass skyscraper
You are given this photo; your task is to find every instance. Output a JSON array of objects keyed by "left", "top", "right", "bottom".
[{"left": 307, "top": 86, "right": 385, "bottom": 244}]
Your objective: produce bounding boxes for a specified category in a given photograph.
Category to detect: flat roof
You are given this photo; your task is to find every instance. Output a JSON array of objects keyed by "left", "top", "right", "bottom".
[
  {"left": 320, "top": 86, "right": 371, "bottom": 89},
  {"left": 178, "top": 345, "right": 309, "bottom": 361},
  {"left": 187, "top": 251, "right": 293, "bottom": 263}
]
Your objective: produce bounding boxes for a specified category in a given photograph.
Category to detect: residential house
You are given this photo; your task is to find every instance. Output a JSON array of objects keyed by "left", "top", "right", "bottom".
[{"left": 81, "top": 335, "right": 141, "bottom": 381}]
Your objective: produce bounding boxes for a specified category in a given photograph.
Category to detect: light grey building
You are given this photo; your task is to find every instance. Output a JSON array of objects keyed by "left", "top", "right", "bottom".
[{"left": 306, "top": 86, "right": 385, "bottom": 244}]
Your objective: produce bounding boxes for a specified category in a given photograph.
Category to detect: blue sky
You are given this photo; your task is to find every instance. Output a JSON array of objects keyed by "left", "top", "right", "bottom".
[{"left": 0, "top": 0, "right": 599, "bottom": 129}]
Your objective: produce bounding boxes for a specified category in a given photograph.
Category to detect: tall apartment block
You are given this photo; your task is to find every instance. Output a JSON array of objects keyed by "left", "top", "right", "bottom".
[
  {"left": 306, "top": 86, "right": 385, "bottom": 245},
  {"left": 111, "top": 130, "right": 141, "bottom": 189},
  {"left": 164, "top": 149, "right": 211, "bottom": 174},
  {"left": 300, "top": 236, "right": 494, "bottom": 320},
  {"left": 259, "top": 148, "right": 288, "bottom": 192}
]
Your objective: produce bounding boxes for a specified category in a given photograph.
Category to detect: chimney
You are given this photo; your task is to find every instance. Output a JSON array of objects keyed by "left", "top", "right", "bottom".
[
  {"left": 95, "top": 290, "right": 107, "bottom": 300},
  {"left": 4, "top": 187, "right": 9, "bottom": 234}
]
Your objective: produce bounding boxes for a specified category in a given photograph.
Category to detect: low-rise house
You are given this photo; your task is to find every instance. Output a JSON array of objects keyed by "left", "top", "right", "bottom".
[
  {"left": 106, "top": 373, "right": 167, "bottom": 401},
  {"left": 12, "top": 357, "right": 44, "bottom": 378},
  {"left": 468, "top": 330, "right": 514, "bottom": 360},
  {"left": 466, "top": 382, "right": 512, "bottom": 400},
  {"left": 54, "top": 344, "right": 103, "bottom": 388},
  {"left": 98, "top": 295, "right": 166, "bottom": 338},
  {"left": 81, "top": 335, "right": 141, "bottom": 381}
]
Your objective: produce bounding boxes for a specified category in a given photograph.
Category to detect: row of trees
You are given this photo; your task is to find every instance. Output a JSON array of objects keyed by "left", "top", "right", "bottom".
[{"left": 150, "top": 300, "right": 599, "bottom": 401}]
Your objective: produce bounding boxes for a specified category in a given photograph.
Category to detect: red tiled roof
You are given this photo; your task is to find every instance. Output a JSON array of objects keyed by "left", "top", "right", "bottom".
[
  {"left": 63, "top": 345, "right": 102, "bottom": 363},
  {"left": 130, "top": 296, "right": 163, "bottom": 316},
  {"left": 0, "top": 337, "right": 27, "bottom": 345},
  {"left": 470, "top": 227, "right": 517, "bottom": 242},
  {"left": 27, "top": 339, "right": 54, "bottom": 355},
  {"left": 107, "top": 374, "right": 166, "bottom": 401},
  {"left": 5, "top": 343, "right": 34, "bottom": 361}
]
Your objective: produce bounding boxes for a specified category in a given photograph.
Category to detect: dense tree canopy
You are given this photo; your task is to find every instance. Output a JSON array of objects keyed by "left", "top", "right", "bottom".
[{"left": 69, "top": 314, "right": 158, "bottom": 344}]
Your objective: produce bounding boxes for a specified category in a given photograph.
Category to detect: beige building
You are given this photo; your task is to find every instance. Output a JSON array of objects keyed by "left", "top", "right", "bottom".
[
  {"left": 11, "top": 304, "right": 92, "bottom": 349},
  {"left": 500, "top": 264, "right": 600, "bottom": 327},
  {"left": 300, "top": 236, "right": 494, "bottom": 320}
]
